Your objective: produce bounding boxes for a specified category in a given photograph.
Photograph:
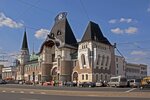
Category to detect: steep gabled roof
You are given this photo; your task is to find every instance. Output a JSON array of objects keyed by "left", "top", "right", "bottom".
[
  {"left": 49, "top": 18, "right": 77, "bottom": 47},
  {"left": 21, "top": 30, "right": 29, "bottom": 50},
  {"left": 81, "top": 21, "right": 111, "bottom": 45}
]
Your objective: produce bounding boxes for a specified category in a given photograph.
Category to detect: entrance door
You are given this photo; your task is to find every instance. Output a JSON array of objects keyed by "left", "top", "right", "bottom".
[{"left": 73, "top": 72, "right": 78, "bottom": 82}]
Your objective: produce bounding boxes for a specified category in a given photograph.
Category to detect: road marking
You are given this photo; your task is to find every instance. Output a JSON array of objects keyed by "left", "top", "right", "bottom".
[
  {"left": 30, "top": 91, "right": 34, "bottom": 94},
  {"left": 87, "top": 94, "right": 99, "bottom": 97},
  {"left": 20, "top": 91, "right": 24, "bottom": 93},
  {"left": 40, "top": 92, "right": 46, "bottom": 94},
  {"left": 2, "top": 90, "right": 6, "bottom": 93},
  {"left": 11, "top": 91, "right": 15, "bottom": 93},
  {"left": 20, "top": 98, "right": 39, "bottom": 100},
  {"left": 125, "top": 88, "right": 136, "bottom": 92}
]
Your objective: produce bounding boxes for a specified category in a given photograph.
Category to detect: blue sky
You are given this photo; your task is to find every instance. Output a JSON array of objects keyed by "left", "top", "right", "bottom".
[{"left": 0, "top": 0, "right": 150, "bottom": 74}]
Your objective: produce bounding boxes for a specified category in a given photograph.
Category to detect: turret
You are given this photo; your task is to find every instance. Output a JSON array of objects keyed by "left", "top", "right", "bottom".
[
  {"left": 20, "top": 30, "right": 29, "bottom": 65},
  {"left": 17, "top": 30, "right": 30, "bottom": 80}
]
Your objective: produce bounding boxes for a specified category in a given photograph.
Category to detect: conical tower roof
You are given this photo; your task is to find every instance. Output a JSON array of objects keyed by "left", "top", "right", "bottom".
[{"left": 21, "top": 30, "right": 29, "bottom": 50}]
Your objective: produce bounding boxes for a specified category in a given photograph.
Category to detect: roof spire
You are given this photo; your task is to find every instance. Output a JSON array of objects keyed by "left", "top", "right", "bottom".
[
  {"left": 32, "top": 42, "right": 35, "bottom": 54},
  {"left": 21, "top": 29, "right": 29, "bottom": 50}
]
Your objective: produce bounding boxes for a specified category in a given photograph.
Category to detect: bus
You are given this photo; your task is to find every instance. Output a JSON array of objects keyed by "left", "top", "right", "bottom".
[
  {"left": 108, "top": 76, "right": 127, "bottom": 87},
  {"left": 140, "top": 76, "right": 150, "bottom": 89}
]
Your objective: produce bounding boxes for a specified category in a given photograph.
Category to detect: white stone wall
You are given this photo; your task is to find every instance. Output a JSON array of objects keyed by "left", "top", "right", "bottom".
[
  {"left": 78, "top": 73, "right": 92, "bottom": 82},
  {"left": 94, "top": 48, "right": 111, "bottom": 69},
  {"left": 61, "top": 48, "right": 71, "bottom": 61},
  {"left": 126, "top": 63, "right": 141, "bottom": 79},
  {"left": 78, "top": 42, "right": 90, "bottom": 69}
]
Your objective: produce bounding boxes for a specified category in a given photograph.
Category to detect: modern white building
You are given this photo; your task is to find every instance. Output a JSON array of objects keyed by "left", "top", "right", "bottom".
[
  {"left": 115, "top": 55, "right": 147, "bottom": 79},
  {"left": 126, "top": 63, "right": 147, "bottom": 79},
  {"left": 2, "top": 66, "right": 17, "bottom": 80}
]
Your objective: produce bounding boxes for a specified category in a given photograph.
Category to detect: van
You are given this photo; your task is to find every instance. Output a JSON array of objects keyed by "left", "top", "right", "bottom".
[
  {"left": 108, "top": 76, "right": 127, "bottom": 87},
  {"left": 129, "top": 79, "right": 141, "bottom": 88}
]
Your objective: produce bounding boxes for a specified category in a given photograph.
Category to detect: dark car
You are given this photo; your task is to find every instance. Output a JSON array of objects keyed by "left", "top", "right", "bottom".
[
  {"left": 0, "top": 79, "right": 7, "bottom": 84},
  {"left": 65, "top": 82, "right": 77, "bottom": 87},
  {"left": 79, "top": 82, "right": 96, "bottom": 87}
]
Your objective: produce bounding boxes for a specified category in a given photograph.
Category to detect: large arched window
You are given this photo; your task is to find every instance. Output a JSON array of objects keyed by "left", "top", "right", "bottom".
[
  {"left": 82, "top": 74, "right": 84, "bottom": 80},
  {"left": 97, "top": 54, "right": 100, "bottom": 65},
  {"left": 52, "top": 67, "right": 57, "bottom": 76},
  {"left": 81, "top": 54, "right": 86, "bottom": 66},
  {"left": 105, "top": 74, "right": 107, "bottom": 81},
  {"left": 100, "top": 74, "right": 103, "bottom": 81},
  {"left": 86, "top": 74, "right": 88, "bottom": 80},
  {"left": 105, "top": 56, "right": 109, "bottom": 66},
  {"left": 73, "top": 72, "right": 78, "bottom": 81},
  {"left": 96, "top": 74, "right": 99, "bottom": 82},
  {"left": 101, "top": 55, "right": 105, "bottom": 66}
]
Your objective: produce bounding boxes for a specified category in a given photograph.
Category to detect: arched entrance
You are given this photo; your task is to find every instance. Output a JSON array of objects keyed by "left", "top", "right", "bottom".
[
  {"left": 72, "top": 72, "right": 78, "bottom": 82},
  {"left": 52, "top": 67, "right": 58, "bottom": 81}
]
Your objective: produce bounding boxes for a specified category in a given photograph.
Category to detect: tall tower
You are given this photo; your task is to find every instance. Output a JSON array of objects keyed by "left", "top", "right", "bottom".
[
  {"left": 39, "top": 12, "right": 77, "bottom": 82},
  {"left": 78, "top": 21, "right": 115, "bottom": 82},
  {"left": 18, "top": 30, "right": 30, "bottom": 80}
]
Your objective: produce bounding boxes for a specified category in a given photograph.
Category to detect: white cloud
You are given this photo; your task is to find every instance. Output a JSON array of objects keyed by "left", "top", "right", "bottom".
[
  {"left": 109, "top": 18, "right": 135, "bottom": 24},
  {"left": 120, "top": 18, "right": 132, "bottom": 23},
  {"left": 111, "top": 28, "right": 124, "bottom": 34},
  {"left": 147, "top": 8, "right": 150, "bottom": 12},
  {"left": 125, "top": 27, "right": 138, "bottom": 34},
  {"left": 111, "top": 27, "right": 138, "bottom": 35},
  {"left": 77, "top": 38, "right": 81, "bottom": 42},
  {"left": 131, "top": 50, "right": 146, "bottom": 56},
  {"left": 108, "top": 19, "right": 117, "bottom": 24},
  {"left": 0, "top": 12, "right": 23, "bottom": 28},
  {"left": 35, "top": 29, "right": 50, "bottom": 39}
]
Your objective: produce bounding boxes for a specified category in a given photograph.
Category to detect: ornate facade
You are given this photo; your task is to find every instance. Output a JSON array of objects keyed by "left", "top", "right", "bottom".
[{"left": 16, "top": 13, "right": 115, "bottom": 83}]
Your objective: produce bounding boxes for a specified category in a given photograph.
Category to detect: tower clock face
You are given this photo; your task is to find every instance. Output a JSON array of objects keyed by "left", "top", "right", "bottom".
[
  {"left": 55, "top": 12, "right": 67, "bottom": 22},
  {"left": 58, "top": 14, "right": 63, "bottom": 20}
]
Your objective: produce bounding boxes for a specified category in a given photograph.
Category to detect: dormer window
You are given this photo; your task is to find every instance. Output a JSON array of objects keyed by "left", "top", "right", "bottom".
[
  {"left": 51, "top": 33, "right": 54, "bottom": 37},
  {"left": 57, "top": 30, "right": 61, "bottom": 35}
]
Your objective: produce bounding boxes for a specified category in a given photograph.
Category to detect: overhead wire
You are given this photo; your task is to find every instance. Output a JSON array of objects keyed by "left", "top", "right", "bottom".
[{"left": 79, "top": 0, "right": 90, "bottom": 20}]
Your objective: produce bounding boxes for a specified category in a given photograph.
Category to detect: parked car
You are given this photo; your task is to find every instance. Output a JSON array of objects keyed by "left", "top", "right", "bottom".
[
  {"left": 64, "top": 82, "right": 77, "bottom": 87},
  {"left": 129, "top": 79, "right": 141, "bottom": 88},
  {"left": 95, "top": 81, "right": 103, "bottom": 87},
  {"left": 95, "top": 81, "right": 108, "bottom": 87},
  {"left": 25, "top": 81, "right": 33, "bottom": 85},
  {"left": 0, "top": 79, "right": 7, "bottom": 84},
  {"left": 79, "top": 82, "right": 95, "bottom": 87}
]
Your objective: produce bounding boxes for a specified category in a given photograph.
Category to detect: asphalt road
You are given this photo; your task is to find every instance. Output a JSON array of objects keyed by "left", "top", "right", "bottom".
[
  {"left": 0, "top": 84, "right": 150, "bottom": 92},
  {"left": 0, "top": 93, "right": 149, "bottom": 100}
]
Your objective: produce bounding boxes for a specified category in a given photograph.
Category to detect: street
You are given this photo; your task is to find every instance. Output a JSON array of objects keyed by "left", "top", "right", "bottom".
[
  {"left": 0, "top": 92, "right": 150, "bottom": 100},
  {"left": 0, "top": 84, "right": 150, "bottom": 100},
  {"left": 0, "top": 84, "right": 150, "bottom": 92}
]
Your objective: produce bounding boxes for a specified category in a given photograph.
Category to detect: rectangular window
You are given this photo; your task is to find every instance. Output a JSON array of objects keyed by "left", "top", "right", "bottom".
[
  {"left": 52, "top": 54, "right": 56, "bottom": 62},
  {"left": 82, "top": 75, "right": 84, "bottom": 80},
  {"left": 116, "top": 58, "right": 118, "bottom": 62},
  {"left": 90, "top": 51, "right": 94, "bottom": 56},
  {"left": 74, "top": 61, "right": 76, "bottom": 66},
  {"left": 116, "top": 64, "right": 118, "bottom": 68},
  {"left": 86, "top": 74, "right": 88, "bottom": 80}
]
